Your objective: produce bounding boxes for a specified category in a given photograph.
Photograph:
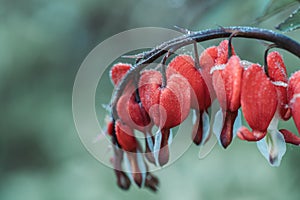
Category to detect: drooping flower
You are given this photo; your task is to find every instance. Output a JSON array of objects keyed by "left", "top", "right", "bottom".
[
  {"left": 110, "top": 63, "right": 132, "bottom": 86},
  {"left": 115, "top": 119, "right": 137, "bottom": 152},
  {"left": 238, "top": 64, "right": 278, "bottom": 141},
  {"left": 114, "top": 119, "right": 159, "bottom": 189},
  {"left": 199, "top": 40, "right": 234, "bottom": 100},
  {"left": 110, "top": 63, "right": 155, "bottom": 164},
  {"left": 111, "top": 141, "right": 159, "bottom": 191},
  {"left": 108, "top": 63, "right": 160, "bottom": 190},
  {"left": 198, "top": 40, "right": 242, "bottom": 148},
  {"left": 238, "top": 52, "right": 294, "bottom": 166},
  {"left": 114, "top": 120, "right": 143, "bottom": 187},
  {"left": 287, "top": 70, "right": 300, "bottom": 134},
  {"left": 167, "top": 55, "right": 211, "bottom": 145},
  {"left": 267, "top": 51, "right": 291, "bottom": 120},
  {"left": 211, "top": 55, "right": 243, "bottom": 148},
  {"left": 278, "top": 71, "right": 300, "bottom": 146},
  {"left": 104, "top": 36, "right": 300, "bottom": 191},
  {"left": 138, "top": 69, "right": 191, "bottom": 166},
  {"left": 116, "top": 92, "right": 155, "bottom": 163}
]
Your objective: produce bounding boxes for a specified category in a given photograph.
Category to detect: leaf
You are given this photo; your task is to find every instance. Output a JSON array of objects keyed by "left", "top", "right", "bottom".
[
  {"left": 276, "top": 7, "right": 300, "bottom": 31},
  {"left": 255, "top": 0, "right": 299, "bottom": 23}
]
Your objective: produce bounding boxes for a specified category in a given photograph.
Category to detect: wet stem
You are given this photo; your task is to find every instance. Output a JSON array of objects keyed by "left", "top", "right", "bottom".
[{"left": 111, "top": 26, "right": 300, "bottom": 120}]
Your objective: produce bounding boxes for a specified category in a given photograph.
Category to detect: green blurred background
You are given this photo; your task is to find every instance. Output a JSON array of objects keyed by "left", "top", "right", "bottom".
[{"left": 1, "top": 0, "right": 300, "bottom": 199}]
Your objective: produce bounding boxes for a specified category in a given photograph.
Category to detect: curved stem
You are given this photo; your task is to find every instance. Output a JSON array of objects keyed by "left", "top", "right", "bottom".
[
  {"left": 160, "top": 50, "right": 173, "bottom": 88},
  {"left": 111, "top": 26, "right": 300, "bottom": 119},
  {"left": 228, "top": 31, "right": 238, "bottom": 59},
  {"left": 264, "top": 44, "right": 278, "bottom": 77},
  {"left": 193, "top": 43, "right": 201, "bottom": 69}
]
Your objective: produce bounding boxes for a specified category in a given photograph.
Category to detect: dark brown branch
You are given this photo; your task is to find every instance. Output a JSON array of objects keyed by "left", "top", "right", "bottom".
[{"left": 111, "top": 26, "right": 300, "bottom": 119}]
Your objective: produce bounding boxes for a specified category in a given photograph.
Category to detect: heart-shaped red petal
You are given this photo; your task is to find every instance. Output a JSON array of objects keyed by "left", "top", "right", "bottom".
[
  {"left": 215, "top": 40, "right": 235, "bottom": 65},
  {"left": 240, "top": 64, "right": 277, "bottom": 139},
  {"left": 110, "top": 63, "right": 131, "bottom": 86},
  {"left": 288, "top": 72, "right": 300, "bottom": 134},
  {"left": 117, "top": 91, "right": 152, "bottom": 132},
  {"left": 107, "top": 120, "right": 114, "bottom": 136},
  {"left": 212, "top": 55, "right": 243, "bottom": 111},
  {"left": 199, "top": 46, "right": 218, "bottom": 99},
  {"left": 115, "top": 120, "right": 137, "bottom": 152},
  {"left": 288, "top": 71, "right": 300, "bottom": 101},
  {"left": 167, "top": 54, "right": 211, "bottom": 110},
  {"left": 139, "top": 70, "right": 191, "bottom": 129},
  {"left": 267, "top": 51, "right": 290, "bottom": 120},
  {"left": 211, "top": 55, "right": 243, "bottom": 147}
]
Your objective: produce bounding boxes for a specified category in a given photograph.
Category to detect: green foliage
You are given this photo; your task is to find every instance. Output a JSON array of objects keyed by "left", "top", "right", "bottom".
[
  {"left": 276, "top": 7, "right": 300, "bottom": 31},
  {"left": 256, "top": 0, "right": 300, "bottom": 31}
]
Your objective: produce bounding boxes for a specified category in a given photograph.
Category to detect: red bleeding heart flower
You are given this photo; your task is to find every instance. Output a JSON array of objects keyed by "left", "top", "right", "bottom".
[
  {"left": 238, "top": 64, "right": 278, "bottom": 141},
  {"left": 106, "top": 120, "right": 114, "bottom": 137},
  {"left": 237, "top": 52, "right": 297, "bottom": 166},
  {"left": 287, "top": 71, "right": 300, "bottom": 135},
  {"left": 117, "top": 91, "right": 152, "bottom": 131},
  {"left": 115, "top": 119, "right": 137, "bottom": 152},
  {"left": 117, "top": 90, "right": 156, "bottom": 164},
  {"left": 110, "top": 62, "right": 156, "bottom": 163},
  {"left": 110, "top": 63, "right": 131, "bottom": 86},
  {"left": 139, "top": 70, "right": 191, "bottom": 129},
  {"left": 167, "top": 54, "right": 211, "bottom": 145},
  {"left": 199, "top": 40, "right": 234, "bottom": 100},
  {"left": 211, "top": 55, "right": 243, "bottom": 148},
  {"left": 199, "top": 45, "right": 218, "bottom": 98},
  {"left": 138, "top": 70, "right": 191, "bottom": 165},
  {"left": 267, "top": 51, "right": 291, "bottom": 120},
  {"left": 110, "top": 63, "right": 151, "bottom": 131},
  {"left": 104, "top": 33, "right": 300, "bottom": 191},
  {"left": 113, "top": 120, "right": 159, "bottom": 189}
]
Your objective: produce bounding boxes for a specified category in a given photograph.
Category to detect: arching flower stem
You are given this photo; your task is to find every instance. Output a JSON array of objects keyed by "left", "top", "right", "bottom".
[{"left": 111, "top": 26, "right": 300, "bottom": 120}]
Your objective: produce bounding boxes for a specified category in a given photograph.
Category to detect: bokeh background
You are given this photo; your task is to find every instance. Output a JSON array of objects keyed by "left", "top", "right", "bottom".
[{"left": 1, "top": 0, "right": 300, "bottom": 199}]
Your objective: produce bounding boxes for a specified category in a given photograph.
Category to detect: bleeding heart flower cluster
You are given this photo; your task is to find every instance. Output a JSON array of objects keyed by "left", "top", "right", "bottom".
[{"left": 106, "top": 40, "right": 300, "bottom": 191}]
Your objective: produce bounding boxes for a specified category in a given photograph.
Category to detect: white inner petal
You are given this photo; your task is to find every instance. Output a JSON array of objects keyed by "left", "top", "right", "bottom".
[
  {"left": 213, "top": 108, "right": 223, "bottom": 146},
  {"left": 268, "top": 116, "right": 279, "bottom": 132},
  {"left": 256, "top": 130, "right": 286, "bottom": 167},
  {"left": 153, "top": 129, "right": 162, "bottom": 166},
  {"left": 123, "top": 153, "right": 134, "bottom": 184},
  {"left": 201, "top": 111, "right": 210, "bottom": 145},
  {"left": 198, "top": 100, "right": 219, "bottom": 159},
  {"left": 192, "top": 109, "right": 197, "bottom": 125},
  {"left": 146, "top": 132, "right": 154, "bottom": 152},
  {"left": 233, "top": 110, "right": 242, "bottom": 138},
  {"left": 168, "top": 129, "right": 173, "bottom": 146}
]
